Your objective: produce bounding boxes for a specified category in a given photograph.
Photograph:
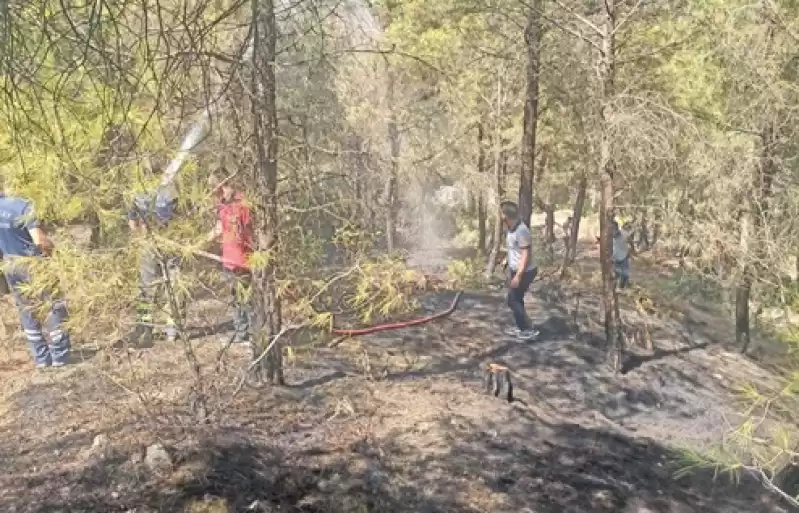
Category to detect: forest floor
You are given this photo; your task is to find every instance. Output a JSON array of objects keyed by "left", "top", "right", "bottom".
[{"left": 0, "top": 244, "right": 794, "bottom": 513}]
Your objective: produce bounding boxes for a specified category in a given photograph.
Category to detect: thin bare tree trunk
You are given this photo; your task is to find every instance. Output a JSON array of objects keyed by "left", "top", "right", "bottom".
[
  {"left": 561, "top": 173, "right": 587, "bottom": 278},
  {"left": 735, "top": 277, "right": 752, "bottom": 352},
  {"left": 535, "top": 151, "right": 554, "bottom": 258},
  {"left": 486, "top": 77, "right": 505, "bottom": 277},
  {"left": 543, "top": 200, "right": 555, "bottom": 260},
  {"left": 518, "top": 3, "right": 542, "bottom": 226},
  {"left": 385, "top": 64, "right": 399, "bottom": 253},
  {"left": 638, "top": 208, "right": 650, "bottom": 251},
  {"left": 738, "top": 17, "right": 777, "bottom": 355},
  {"left": 477, "top": 122, "right": 487, "bottom": 253},
  {"left": 350, "top": 134, "right": 366, "bottom": 224},
  {"left": 736, "top": 192, "right": 753, "bottom": 352},
  {"left": 251, "top": 0, "right": 283, "bottom": 385},
  {"left": 598, "top": 1, "right": 622, "bottom": 370},
  {"left": 486, "top": 149, "right": 506, "bottom": 277},
  {"left": 739, "top": 121, "right": 777, "bottom": 354}
]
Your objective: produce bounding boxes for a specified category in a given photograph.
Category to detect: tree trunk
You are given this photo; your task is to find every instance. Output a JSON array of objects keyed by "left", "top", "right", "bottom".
[
  {"left": 534, "top": 151, "right": 554, "bottom": 258},
  {"left": 251, "top": 0, "right": 283, "bottom": 385},
  {"left": 561, "top": 173, "right": 587, "bottom": 277},
  {"left": 544, "top": 196, "right": 555, "bottom": 257},
  {"left": 477, "top": 122, "right": 487, "bottom": 253},
  {"left": 517, "top": 4, "right": 542, "bottom": 226},
  {"left": 385, "top": 63, "right": 399, "bottom": 253},
  {"left": 736, "top": 199, "right": 753, "bottom": 353},
  {"left": 736, "top": 276, "right": 752, "bottom": 353},
  {"left": 350, "top": 134, "right": 367, "bottom": 224},
  {"left": 486, "top": 76, "right": 505, "bottom": 277},
  {"left": 486, "top": 147, "right": 506, "bottom": 277},
  {"left": 598, "top": 3, "right": 622, "bottom": 370},
  {"left": 737, "top": 14, "right": 776, "bottom": 354},
  {"left": 638, "top": 209, "right": 650, "bottom": 251},
  {"left": 739, "top": 121, "right": 776, "bottom": 354}
]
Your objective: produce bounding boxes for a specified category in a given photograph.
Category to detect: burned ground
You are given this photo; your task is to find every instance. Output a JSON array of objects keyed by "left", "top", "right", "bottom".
[{"left": 0, "top": 254, "right": 793, "bottom": 513}]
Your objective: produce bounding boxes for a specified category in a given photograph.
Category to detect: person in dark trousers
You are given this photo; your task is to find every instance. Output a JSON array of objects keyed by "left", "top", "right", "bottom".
[
  {"left": 500, "top": 201, "right": 539, "bottom": 341},
  {"left": 124, "top": 180, "right": 182, "bottom": 347},
  {"left": 612, "top": 219, "right": 631, "bottom": 289},
  {"left": 206, "top": 169, "right": 254, "bottom": 344},
  {"left": 0, "top": 190, "right": 71, "bottom": 368}
]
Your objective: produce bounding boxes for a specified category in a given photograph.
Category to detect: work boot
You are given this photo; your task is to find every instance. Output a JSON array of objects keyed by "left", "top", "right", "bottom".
[
  {"left": 51, "top": 358, "right": 71, "bottom": 368},
  {"left": 516, "top": 329, "right": 540, "bottom": 342}
]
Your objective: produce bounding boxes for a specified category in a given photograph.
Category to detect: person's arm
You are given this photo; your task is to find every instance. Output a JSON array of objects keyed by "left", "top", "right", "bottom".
[
  {"left": 29, "top": 227, "right": 54, "bottom": 256},
  {"left": 127, "top": 202, "right": 143, "bottom": 233},
  {"left": 516, "top": 247, "right": 530, "bottom": 277},
  {"left": 21, "top": 203, "right": 53, "bottom": 255}
]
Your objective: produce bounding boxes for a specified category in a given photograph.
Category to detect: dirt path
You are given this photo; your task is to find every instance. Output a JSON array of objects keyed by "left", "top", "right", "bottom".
[{"left": 0, "top": 258, "right": 792, "bottom": 512}]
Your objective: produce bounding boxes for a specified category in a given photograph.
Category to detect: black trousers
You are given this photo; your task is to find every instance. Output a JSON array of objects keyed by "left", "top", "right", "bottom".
[{"left": 506, "top": 267, "right": 537, "bottom": 330}]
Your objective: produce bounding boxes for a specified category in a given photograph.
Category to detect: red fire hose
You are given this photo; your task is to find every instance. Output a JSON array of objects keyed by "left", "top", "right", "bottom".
[{"left": 330, "top": 290, "right": 464, "bottom": 337}]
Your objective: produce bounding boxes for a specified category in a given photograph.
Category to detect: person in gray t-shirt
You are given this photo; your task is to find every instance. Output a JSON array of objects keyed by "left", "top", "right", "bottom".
[{"left": 500, "top": 201, "right": 539, "bottom": 341}]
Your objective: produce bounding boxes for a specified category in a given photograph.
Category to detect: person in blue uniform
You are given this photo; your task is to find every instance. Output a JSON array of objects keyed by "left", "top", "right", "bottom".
[
  {"left": 124, "top": 182, "right": 183, "bottom": 347},
  {"left": 0, "top": 191, "right": 71, "bottom": 368}
]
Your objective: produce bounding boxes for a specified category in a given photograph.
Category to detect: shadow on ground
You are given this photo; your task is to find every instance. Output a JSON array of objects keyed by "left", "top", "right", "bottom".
[{"left": 0, "top": 417, "right": 784, "bottom": 513}]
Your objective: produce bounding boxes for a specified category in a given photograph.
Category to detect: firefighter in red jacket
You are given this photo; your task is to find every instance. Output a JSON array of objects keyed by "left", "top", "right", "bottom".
[{"left": 206, "top": 169, "right": 254, "bottom": 344}]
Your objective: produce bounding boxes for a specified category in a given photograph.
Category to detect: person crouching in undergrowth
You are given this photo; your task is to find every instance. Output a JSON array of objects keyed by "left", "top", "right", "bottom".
[
  {"left": 612, "top": 219, "right": 631, "bottom": 289},
  {"left": 206, "top": 168, "right": 254, "bottom": 344},
  {"left": 500, "top": 201, "right": 539, "bottom": 341},
  {"left": 0, "top": 188, "right": 72, "bottom": 368}
]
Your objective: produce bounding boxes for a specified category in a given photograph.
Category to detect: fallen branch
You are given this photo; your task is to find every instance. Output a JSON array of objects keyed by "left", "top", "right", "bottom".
[{"left": 746, "top": 466, "right": 799, "bottom": 509}]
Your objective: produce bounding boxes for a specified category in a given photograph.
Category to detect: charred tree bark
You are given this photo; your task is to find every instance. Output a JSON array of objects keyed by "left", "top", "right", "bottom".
[
  {"left": 385, "top": 64, "right": 400, "bottom": 253},
  {"left": 477, "top": 122, "right": 487, "bottom": 253},
  {"left": 518, "top": 3, "right": 542, "bottom": 226},
  {"left": 597, "top": 3, "right": 622, "bottom": 370},
  {"left": 251, "top": 0, "right": 283, "bottom": 385}
]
